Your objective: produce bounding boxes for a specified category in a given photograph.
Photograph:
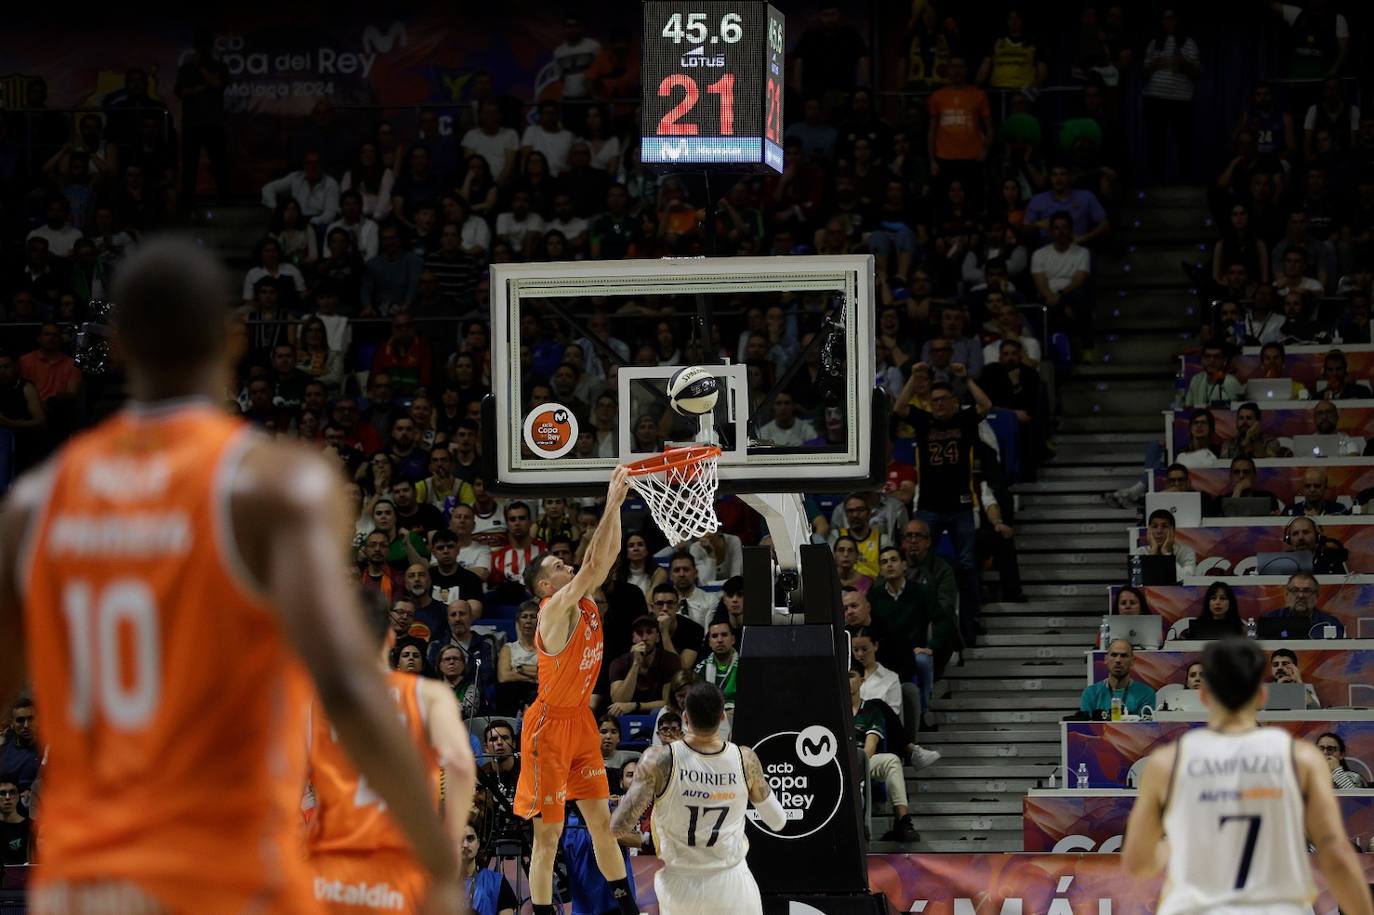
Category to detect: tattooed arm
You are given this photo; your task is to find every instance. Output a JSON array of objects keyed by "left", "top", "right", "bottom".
[
  {"left": 611, "top": 743, "right": 671, "bottom": 847},
  {"left": 740, "top": 744, "right": 787, "bottom": 831}
]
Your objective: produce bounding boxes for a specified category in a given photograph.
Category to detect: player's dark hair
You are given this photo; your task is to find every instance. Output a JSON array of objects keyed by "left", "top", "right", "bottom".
[
  {"left": 669, "top": 550, "right": 696, "bottom": 568},
  {"left": 1271, "top": 647, "right": 1298, "bottom": 665},
  {"left": 484, "top": 719, "right": 515, "bottom": 742},
  {"left": 1201, "top": 638, "right": 1267, "bottom": 711},
  {"left": 683, "top": 682, "right": 725, "bottom": 733},
  {"left": 522, "top": 553, "right": 551, "bottom": 596},
  {"left": 111, "top": 237, "right": 231, "bottom": 372},
  {"left": 847, "top": 625, "right": 875, "bottom": 644},
  {"left": 1317, "top": 731, "right": 1346, "bottom": 755},
  {"left": 431, "top": 528, "right": 459, "bottom": 546},
  {"left": 652, "top": 582, "right": 678, "bottom": 601},
  {"left": 722, "top": 575, "right": 744, "bottom": 596},
  {"left": 359, "top": 588, "right": 392, "bottom": 643}
]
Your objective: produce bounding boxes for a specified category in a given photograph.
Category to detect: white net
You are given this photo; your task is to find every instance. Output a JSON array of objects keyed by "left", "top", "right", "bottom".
[{"left": 626, "top": 446, "right": 721, "bottom": 545}]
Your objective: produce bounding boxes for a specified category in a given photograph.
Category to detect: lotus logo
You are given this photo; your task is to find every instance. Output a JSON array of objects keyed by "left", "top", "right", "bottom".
[
  {"left": 362, "top": 22, "right": 407, "bottom": 55},
  {"left": 681, "top": 46, "right": 725, "bottom": 68}
]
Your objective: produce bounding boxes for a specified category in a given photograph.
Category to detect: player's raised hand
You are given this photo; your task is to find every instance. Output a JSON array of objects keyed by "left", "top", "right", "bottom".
[
  {"left": 950, "top": 362, "right": 968, "bottom": 378},
  {"left": 607, "top": 465, "right": 633, "bottom": 504}
]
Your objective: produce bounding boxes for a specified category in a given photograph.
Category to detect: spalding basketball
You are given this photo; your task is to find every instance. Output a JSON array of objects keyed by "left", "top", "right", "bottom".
[{"left": 667, "top": 366, "right": 720, "bottom": 416}]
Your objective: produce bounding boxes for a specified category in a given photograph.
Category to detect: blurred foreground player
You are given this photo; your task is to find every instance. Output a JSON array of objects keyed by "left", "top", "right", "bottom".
[
  {"left": 306, "top": 590, "right": 475, "bottom": 912},
  {"left": 1123, "top": 638, "right": 1372, "bottom": 915},
  {"left": 612, "top": 682, "right": 784, "bottom": 915},
  {"left": 514, "top": 466, "right": 639, "bottom": 915},
  {"left": 0, "top": 238, "right": 462, "bottom": 914}
]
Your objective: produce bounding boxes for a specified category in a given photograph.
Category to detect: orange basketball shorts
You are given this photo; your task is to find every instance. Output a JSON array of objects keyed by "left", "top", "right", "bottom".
[{"left": 513, "top": 703, "right": 609, "bottom": 822}]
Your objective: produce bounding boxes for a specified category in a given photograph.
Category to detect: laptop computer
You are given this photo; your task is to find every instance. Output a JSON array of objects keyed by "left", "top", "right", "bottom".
[
  {"left": 1263, "top": 682, "right": 1307, "bottom": 710},
  {"left": 1255, "top": 551, "right": 1313, "bottom": 575},
  {"left": 1246, "top": 378, "right": 1293, "bottom": 401},
  {"left": 1146, "top": 491, "right": 1202, "bottom": 528},
  {"left": 1255, "top": 616, "right": 1323, "bottom": 640},
  {"left": 1291, "top": 434, "right": 1343, "bottom": 458},
  {"left": 1128, "top": 554, "right": 1177, "bottom": 586},
  {"left": 1179, "top": 617, "right": 1242, "bottom": 640},
  {"left": 1220, "top": 496, "right": 1274, "bottom": 517},
  {"left": 1105, "top": 614, "right": 1164, "bottom": 650}
]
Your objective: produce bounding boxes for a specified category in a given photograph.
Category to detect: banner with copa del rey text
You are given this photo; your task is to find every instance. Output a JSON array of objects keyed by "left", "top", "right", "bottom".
[
  {"left": 1165, "top": 409, "right": 1374, "bottom": 458},
  {"left": 1063, "top": 719, "right": 1374, "bottom": 789},
  {"left": 1133, "top": 520, "right": 1374, "bottom": 576},
  {"left": 1182, "top": 348, "right": 1374, "bottom": 387},
  {"left": 1024, "top": 791, "right": 1374, "bottom": 853},
  {"left": 1088, "top": 646, "right": 1374, "bottom": 710},
  {"left": 630, "top": 853, "right": 1374, "bottom": 914},
  {"left": 1153, "top": 458, "right": 1374, "bottom": 501}
]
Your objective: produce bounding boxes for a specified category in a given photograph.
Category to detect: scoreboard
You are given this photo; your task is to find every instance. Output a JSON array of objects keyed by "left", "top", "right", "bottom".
[{"left": 640, "top": 1, "right": 784, "bottom": 172}]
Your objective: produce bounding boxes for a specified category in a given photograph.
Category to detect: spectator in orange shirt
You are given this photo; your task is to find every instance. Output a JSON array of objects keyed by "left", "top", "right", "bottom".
[
  {"left": 926, "top": 57, "right": 991, "bottom": 209},
  {"left": 371, "top": 311, "right": 433, "bottom": 396},
  {"left": 18, "top": 322, "right": 81, "bottom": 415}
]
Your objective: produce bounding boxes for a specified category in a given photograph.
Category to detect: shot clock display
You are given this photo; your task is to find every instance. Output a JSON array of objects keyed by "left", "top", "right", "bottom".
[{"left": 641, "top": 1, "right": 784, "bottom": 172}]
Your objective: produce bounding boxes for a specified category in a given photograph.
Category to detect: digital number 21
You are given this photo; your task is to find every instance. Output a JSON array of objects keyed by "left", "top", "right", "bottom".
[{"left": 658, "top": 74, "right": 736, "bottom": 136}]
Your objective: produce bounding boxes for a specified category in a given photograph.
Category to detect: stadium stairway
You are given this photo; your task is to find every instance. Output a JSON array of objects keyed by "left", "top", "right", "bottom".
[{"left": 871, "top": 186, "right": 1209, "bottom": 852}]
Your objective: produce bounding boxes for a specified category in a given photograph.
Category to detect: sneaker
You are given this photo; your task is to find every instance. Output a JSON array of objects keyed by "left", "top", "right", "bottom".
[
  {"left": 920, "top": 710, "right": 939, "bottom": 732},
  {"left": 880, "top": 814, "right": 920, "bottom": 843},
  {"left": 909, "top": 747, "right": 941, "bottom": 771}
]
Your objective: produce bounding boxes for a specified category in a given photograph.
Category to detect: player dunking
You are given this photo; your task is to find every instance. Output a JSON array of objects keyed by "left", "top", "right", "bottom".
[
  {"left": 1123, "top": 638, "right": 1372, "bottom": 915},
  {"left": 611, "top": 682, "right": 786, "bottom": 915},
  {"left": 306, "top": 590, "right": 476, "bottom": 912},
  {"left": 0, "top": 239, "right": 464, "bottom": 914},
  {"left": 516, "top": 465, "right": 638, "bottom": 915}
]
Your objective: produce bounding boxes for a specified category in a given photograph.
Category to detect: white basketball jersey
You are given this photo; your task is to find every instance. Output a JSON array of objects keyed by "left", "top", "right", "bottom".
[
  {"left": 651, "top": 739, "right": 750, "bottom": 874},
  {"left": 1158, "top": 727, "right": 1315, "bottom": 915}
]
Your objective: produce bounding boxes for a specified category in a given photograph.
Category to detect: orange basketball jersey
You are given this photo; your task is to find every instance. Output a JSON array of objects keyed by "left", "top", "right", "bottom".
[
  {"left": 535, "top": 597, "right": 604, "bottom": 709},
  {"left": 22, "top": 403, "right": 317, "bottom": 908},
  {"left": 306, "top": 670, "right": 439, "bottom": 857}
]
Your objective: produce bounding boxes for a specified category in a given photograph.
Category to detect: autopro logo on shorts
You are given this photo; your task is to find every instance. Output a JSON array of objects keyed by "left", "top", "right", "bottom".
[{"left": 746, "top": 725, "right": 843, "bottom": 840}]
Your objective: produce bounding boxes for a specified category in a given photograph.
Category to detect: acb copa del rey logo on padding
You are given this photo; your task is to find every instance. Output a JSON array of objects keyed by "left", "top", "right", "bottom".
[
  {"left": 746, "top": 726, "right": 844, "bottom": 840},
  {"left": 522, "top": 402, "right": 578, "bottom": 460}
]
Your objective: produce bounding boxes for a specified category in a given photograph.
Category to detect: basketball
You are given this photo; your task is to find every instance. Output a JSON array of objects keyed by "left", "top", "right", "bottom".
[{"left": 667, "top": 366, "right": 720, "bottom": 416}]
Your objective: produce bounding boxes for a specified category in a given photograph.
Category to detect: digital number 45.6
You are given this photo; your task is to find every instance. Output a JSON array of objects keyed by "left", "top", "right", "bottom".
[
  {"left": 662, "top": 12, "right": 743, "bottom": 44},
  {"left": 657, "top": 74, "right": 736, "bottom": 136}
]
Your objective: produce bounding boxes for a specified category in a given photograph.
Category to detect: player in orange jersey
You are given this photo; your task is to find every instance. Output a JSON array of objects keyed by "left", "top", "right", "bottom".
[
  {"left": 307, "top": 590, "right": 475, "bottom": 913},
  {"left": 514, "top": 465, "right": 639, "bottom": 915},
  {"left": 0, "top": 239, "right": 465, "bottom": 915}
]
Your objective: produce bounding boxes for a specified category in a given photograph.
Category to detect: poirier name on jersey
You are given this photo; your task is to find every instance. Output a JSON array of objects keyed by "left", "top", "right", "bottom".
[
  {"left": 652, "top": 740, "right": 750, "bottom": 873},
  {"left": 1158, "top": 727, "right": 1316, "bottom": 915}
]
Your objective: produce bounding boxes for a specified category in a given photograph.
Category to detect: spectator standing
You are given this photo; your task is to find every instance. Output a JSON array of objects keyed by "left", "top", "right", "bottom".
[
  {"left": 927, "top": 57, "right": 991, "bottom": 208},
  {"left": 553, "top": 17, "right": 602, "bottom": 116},
  {"left": 174, "top": 29, "right": 230, "bottom": 205},
  {"left": 1270, "top": 1, "right": 1349, "bottom": 82},
  {"left": 909, "top": 370, "right": 991, "bottom": 647},
  {"left": 976, "top": 9, "right": 1047, "bottom": 93},
  {"left": 1140, "top": 9, "right": 1201, "bottom": 183},
  {"left": 790, "top": 5, "right": 871, "bottom": 108}
]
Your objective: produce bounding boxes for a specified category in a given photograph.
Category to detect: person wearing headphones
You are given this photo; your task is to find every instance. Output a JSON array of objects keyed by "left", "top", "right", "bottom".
[{"left": 1284, "top": 515, "right": 1349, "bottom": 574}]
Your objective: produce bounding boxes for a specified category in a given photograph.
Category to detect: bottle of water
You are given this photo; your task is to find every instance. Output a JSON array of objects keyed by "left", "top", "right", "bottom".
[
  {"left": 1076, "top": 762, "right": 1089, "bottom": 790},
  {"left": 1172, "top": 367, "right": 1187, "bottom": 409},
  {"left": 1246, "top": 617, "right": 1258, "bottom": 639},
  {"left": 1098, "top": 618, "right": 1111, "bottom": 650}
]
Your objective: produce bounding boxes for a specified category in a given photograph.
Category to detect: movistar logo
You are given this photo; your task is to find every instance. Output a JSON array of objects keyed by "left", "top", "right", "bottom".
[
  {"left": 362, "top": 22, "right": 407, "bottom": 55},
  {"left": 661, "top": 139, "right": 689, "bottom": 161}
]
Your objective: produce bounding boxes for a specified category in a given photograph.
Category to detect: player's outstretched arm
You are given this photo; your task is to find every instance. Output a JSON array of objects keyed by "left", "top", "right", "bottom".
[
  {"left": 0, "top": 463, "right": 54, "bottom": 708},
  {"left": 1298, "top": 739, "right": 1374, "bottom": 915},
  {"left": 418, "top": 677, "right": 477, "bottom": 850},
  {"left": 1121, "top": 745, "right": 1174, "bottom": 878},
  {"left": 740, "top": 745, "right": 788, "bottom": 832},
  {"left": 611, "top": 742, "right": 670, "bottom": 847},
  {"left": 233, "top": 442, "right": 460, "bottom": 897},
  {"left": 541, "top": 466, "right": 631, "bottom": 634}
]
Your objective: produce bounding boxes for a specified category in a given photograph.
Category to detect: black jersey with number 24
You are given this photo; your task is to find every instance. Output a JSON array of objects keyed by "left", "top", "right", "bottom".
[{"left": 910, "top": 408, "right": 981, "bottom": 513}]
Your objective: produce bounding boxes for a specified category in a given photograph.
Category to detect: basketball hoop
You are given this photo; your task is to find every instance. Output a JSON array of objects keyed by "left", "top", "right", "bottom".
[{"left": 624, "top": 444, "right": 722, "bottom": 544}]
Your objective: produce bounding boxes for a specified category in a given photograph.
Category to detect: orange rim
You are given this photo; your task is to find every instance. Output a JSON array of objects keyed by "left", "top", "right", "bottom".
[{"left": 623, "top": 444, "right": 722, "bottom": 476}]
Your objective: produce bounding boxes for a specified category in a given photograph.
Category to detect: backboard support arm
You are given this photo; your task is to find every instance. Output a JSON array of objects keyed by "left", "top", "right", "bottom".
[{"left": 738, "top": 491, "right": 807, "bottom": 601}]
